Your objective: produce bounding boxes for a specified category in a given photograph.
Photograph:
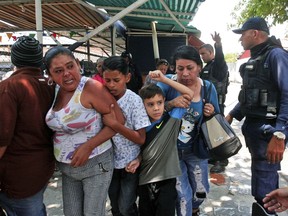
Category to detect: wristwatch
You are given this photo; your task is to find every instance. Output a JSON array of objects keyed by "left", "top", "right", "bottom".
[{"left": 273, "top": 131, "right": 286, "bottom": 140}]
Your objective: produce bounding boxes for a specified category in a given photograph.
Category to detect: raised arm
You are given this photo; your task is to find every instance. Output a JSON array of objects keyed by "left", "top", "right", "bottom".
[
  {"left": 149, "top": 70, "right": 194, "bottom": 99},
  {"left": 211, "top": 32, "right": 228, "bottom": 81}
]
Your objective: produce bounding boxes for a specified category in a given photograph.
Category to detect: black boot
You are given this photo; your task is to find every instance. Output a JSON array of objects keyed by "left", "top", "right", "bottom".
[
  {"left": 252, "top": 202, "right": 277, "bottom": 216},
  {"left": 192, "top": 208, "right": 200, "bottom": 216},
  {"left": 210, "top": 161, "right": 225, "bottom": 173}
]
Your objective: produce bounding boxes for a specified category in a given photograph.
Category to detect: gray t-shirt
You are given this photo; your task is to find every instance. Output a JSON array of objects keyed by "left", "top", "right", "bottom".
[{"left": 139, "top": 114, "right": 182, "bottom": 185}]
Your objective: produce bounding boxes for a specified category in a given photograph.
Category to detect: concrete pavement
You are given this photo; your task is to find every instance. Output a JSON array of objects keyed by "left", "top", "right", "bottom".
[{"left": 44, "top": 82, "right": 288, "bottom": 216}]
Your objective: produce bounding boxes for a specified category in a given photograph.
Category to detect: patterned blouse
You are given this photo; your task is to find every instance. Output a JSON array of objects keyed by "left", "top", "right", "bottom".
[{"left": 112, "top": 89, "right": 150, "bottom": 169}]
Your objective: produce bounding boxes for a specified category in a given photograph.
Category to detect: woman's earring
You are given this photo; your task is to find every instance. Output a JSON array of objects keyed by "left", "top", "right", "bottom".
[{"left": 48, "top": 77, "right": 54, "bottom": 86}]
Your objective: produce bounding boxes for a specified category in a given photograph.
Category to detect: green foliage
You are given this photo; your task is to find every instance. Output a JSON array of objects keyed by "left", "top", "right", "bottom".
[
  {"left": 231, "top": 0, "right": 288, "bottom": 26},
  {"left": 225, "top": 53, "right": 238, "bottom": 63}
]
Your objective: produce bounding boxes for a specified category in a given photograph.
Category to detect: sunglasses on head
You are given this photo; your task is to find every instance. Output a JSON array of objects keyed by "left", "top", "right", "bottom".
[{"left": 158, "top": 59, "right": 169, "bottom": 66}]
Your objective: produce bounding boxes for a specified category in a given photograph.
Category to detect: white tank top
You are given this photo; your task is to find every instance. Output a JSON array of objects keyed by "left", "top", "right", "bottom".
[{"left": 46, "top": 76, "right": 112, "bottom": 163}]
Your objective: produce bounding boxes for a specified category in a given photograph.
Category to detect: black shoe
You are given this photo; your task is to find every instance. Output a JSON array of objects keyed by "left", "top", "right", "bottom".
[
  {"left": 252, "top": 202, "right": 277, "bottom": 216},
  {"left": 192, "top": 208, "right": 200, "bottom": 216},
  {"left": 208, "top": 159, "right": 217, "bottom": 165},
  {"left": 210, "top": 161, "right": 225, "bottom": 173},
  {"left": 209, "top": 159, "right": 228, "bottom": 166},
  {"left": 219, "top": 159, "right": 229, "bottom": 167}
]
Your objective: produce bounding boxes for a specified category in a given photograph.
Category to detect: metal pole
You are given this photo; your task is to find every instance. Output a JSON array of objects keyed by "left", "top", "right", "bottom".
[
  {"left": 111, "top": 25, "right": 116, "bottom": 55},
  {"left": 151, "top": 21, "right": 159, "bottom": 60},
  {"left": 35, "top": 0, "right": 43, "bottom": 44}
]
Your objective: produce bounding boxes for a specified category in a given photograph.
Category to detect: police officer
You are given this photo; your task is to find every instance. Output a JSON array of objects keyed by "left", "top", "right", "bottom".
[
  {"left": 226, "top": 17, "right": 288, "bottom": 216},
  {"left": 199, "top": 32, "right": 230, "bottom": 173}
]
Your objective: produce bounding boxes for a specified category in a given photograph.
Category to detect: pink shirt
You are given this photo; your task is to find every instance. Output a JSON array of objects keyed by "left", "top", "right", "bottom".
[{"left": 92, "top": 74, "right": 105, "bottom": 84}]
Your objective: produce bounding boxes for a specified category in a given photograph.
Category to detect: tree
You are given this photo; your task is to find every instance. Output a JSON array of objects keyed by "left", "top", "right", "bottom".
[
  {"left": 225, "top": 53, "right": 238, "bottom": 63},
  {"left": 231, "top": 0, "right": 288, "bottom": 26}
]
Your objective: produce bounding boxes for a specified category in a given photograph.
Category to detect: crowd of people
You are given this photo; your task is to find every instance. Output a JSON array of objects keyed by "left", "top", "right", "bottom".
[{"left": 0, "top": 16, "right": 288, "bottom": 216}]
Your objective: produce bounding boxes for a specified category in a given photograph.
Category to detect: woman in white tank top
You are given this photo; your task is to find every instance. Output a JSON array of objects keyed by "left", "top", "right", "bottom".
[{"left": 44, "top": 46, "right": 124, "bottom": 216}]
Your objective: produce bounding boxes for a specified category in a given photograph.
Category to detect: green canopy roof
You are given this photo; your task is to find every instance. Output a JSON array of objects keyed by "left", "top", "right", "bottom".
[{"left": 86, "top": 0, "right": 204, "bottom": 35}]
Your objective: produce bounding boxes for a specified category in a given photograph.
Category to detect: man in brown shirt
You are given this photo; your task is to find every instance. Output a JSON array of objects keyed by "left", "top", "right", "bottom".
[{"left": 0, "top": 36, "right": 55, "bottom": 215}]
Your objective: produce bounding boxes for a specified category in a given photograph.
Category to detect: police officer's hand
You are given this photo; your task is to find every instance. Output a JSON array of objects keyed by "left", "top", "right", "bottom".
[
  {"left": 266, "top": 136, "right": 285, "bottom": 164},
  {"left": 225, "top": 114, "right": 233, "bottom": 124},
  {"left": 211, "top": 31, "right": 221, "bottom": 45}
]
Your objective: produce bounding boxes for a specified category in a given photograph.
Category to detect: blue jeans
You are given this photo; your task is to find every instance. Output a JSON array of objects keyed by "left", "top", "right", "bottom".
[
  {"left": 108, "top": 168, "right": 139, "bottom": 216},
  {"left": 176, "top": 149, "right": 209, "bottom": 216},
  {"left": 58, "top": 148, "right": 113, "bottom": 216},
  {"left": 242, "top": 119, "right": 280, "bottom": 204},
  {"left": 0, "top": 186, "right": 47, "bottom": 216}
]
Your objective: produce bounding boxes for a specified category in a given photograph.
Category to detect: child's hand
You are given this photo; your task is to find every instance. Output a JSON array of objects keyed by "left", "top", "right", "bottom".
[
  {"left": 149, "top": 70, "right": 165, "bottom": 82},
  {"left": 102, "top": 104, "right": 119, "bottom": 129},
  {"left": 125, "top": 157, "right": 140, "bottom": 173}
]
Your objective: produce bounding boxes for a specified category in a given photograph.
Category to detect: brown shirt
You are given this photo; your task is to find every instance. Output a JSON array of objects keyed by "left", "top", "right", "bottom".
[{"left": 0, "top": 67, "right": 55, "bottom": 198}]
